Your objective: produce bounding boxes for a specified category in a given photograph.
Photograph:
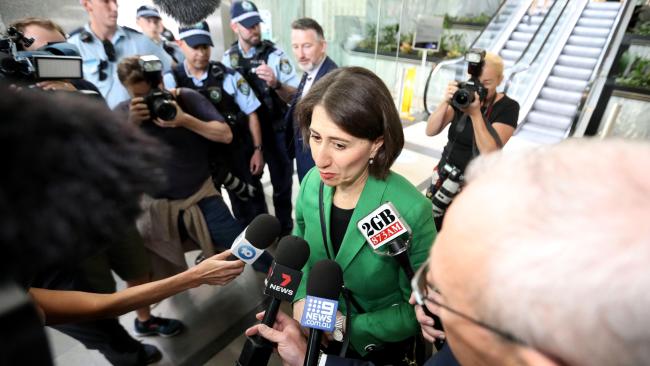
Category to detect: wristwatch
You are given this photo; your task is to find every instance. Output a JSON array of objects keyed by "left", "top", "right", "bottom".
[
  {"left": 333, "top": 314, "right": 345, "bottom": 342},
  {"left": 254, "top": 144, "right": 263, "bottom": 151}
]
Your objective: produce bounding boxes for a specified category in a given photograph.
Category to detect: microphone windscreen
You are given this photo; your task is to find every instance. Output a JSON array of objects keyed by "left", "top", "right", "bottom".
[
  {"left": 245, "top": 214, "right": 281, "bottom": 249},
  {"left": 152, "top": 0, "right": 221, "bottom": 26},
  {"left": 306, "top": 260, "right": 343, "bottom": 300},
  {"left": 275, "top": 236, "right": 310, "bottom": 270}
]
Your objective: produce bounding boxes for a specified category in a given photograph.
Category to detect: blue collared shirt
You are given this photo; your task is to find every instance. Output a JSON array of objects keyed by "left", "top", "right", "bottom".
[
  {"left": 68, "top": 24, "right": 173, "bottom": 108},
  {"left": 163, "top": 61, "right": 261, "bottom": 115},
  {"left": 221, "top": 41, "right": 299, "bottom": 88}
]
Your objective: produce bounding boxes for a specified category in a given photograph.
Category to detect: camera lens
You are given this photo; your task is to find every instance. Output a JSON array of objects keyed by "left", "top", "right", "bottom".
[
  {"left": 152, "top": 99, "right": 177, "bottom": 121},
  {"left": 452, "top": 89, "right": 473, "bottom": 109}
]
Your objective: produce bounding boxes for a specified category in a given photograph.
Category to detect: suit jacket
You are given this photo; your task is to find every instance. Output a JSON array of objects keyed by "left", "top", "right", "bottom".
[
  {"left": 293, "top": 168, "right": 436, "bottom": 355},
  {"left": 286, "top": 56, "right": 338, "bottom": 181}
]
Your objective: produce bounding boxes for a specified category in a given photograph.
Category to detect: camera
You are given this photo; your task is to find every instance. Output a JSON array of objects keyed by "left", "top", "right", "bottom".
[
  {"left": 223, "top": 172, "right": 256, "bottom": 201},
  {"left": 426, "top": 163, "right": 464, "bottom": 218},
  {"left": 1, "top": 27, "right": 83, "bottom": 83},
  {"left": 139, "top": 55, "right": 177, "bottom": 121},
  {"left": 451, "top": 48, "right": 488, "bottom": 110}
]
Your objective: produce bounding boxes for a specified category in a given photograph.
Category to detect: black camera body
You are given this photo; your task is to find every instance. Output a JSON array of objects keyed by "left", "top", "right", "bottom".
[
  {"left": 139, "top": 55, "right": 177, "bottom": 121},
  {"left": 144, "top": 88, "right": 177, "bottom": 121},
  {"left": 451, "top": 48, "right": 488, "bottom": 110},
  {"left": 1, "top": 27, "right": 83, "bottom": 83}
]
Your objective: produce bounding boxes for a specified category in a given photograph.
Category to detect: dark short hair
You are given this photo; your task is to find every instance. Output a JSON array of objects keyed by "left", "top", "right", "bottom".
[
  {"left": 0, "top": 86, "right": 163, "bottom": 281},
  {"left": 117, "top": 55, "right": 147, "bottom": 86},
  {"left": 295, "top": 67, "right": 404, "bottom": 180},
  {"left": 291, "top": 17, "right": 324, "bottom": 41}
]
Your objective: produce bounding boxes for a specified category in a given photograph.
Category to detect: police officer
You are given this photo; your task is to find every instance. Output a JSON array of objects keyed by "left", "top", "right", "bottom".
[
  {"left": 69, "top": 0, "right": 172, "bottom": 108},
  {"left": 223, "top": 0, "right": 299, "bottom": 236},
  {"left": 135, "top": 5, "right": 185, "bottom": 66},
  {"left": 163, "top": 21, "right": 265, "bottom": 226}
]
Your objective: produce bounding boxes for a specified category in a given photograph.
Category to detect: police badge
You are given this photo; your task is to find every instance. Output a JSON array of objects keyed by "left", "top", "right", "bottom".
[
  {"left": 279, "top": 59, "right": 292, "bottom": 74},
  {"left": 230, "top": 53, "right": 239, "bottom": 68},
  {"left": 207, "top": 87, "right": 222, "bottom": 103},
  {"left": 237, "top": 79, "right": 251, "bottom": 96}
]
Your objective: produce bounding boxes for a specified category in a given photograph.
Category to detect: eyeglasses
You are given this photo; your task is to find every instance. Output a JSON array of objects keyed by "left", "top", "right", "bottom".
[
  {"left": 411, "top": 262, "right": 525, "bottom": 345},
  {"left": 102, "top": 40, "right": 116, "bottom": 62}
]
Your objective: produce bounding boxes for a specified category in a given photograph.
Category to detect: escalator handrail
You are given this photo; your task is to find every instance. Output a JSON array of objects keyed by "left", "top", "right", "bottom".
[
  {"left": 504, "top": 0, "right": 571, "bottom": 93},
  {"left": 570, "top": 0, "right": 636, "bottom": 138},
  {"left": 423, "top": 0, "right": 530, "bottom": 114}
]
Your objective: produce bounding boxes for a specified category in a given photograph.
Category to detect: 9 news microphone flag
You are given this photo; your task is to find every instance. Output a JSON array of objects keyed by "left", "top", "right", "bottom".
[{"left": 300, "top": 260, "right": 343, "bottom": 366}]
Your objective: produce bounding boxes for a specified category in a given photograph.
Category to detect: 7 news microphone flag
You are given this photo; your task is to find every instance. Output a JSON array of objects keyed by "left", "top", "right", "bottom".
[{"left": 236, "top": 236, "right": 310, "bottom": 366}]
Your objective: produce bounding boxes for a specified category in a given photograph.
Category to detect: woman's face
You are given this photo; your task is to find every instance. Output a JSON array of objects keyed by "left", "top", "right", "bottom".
[
  {"left": 309, "top": 105, "right": 383, "bottom": 190},
  {"left": 479, "top": 63, "right": 503, "bottom": 101}
]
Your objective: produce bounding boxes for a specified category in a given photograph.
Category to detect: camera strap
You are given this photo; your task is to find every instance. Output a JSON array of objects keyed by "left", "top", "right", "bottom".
[{"left": 475, "top": 94, "right": 504, "bottom": 155}]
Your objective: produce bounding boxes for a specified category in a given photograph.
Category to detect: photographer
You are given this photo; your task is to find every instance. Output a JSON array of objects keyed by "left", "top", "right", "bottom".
[
  {"left": 113, "top": 55, "right": 263, "bottom": 277},
  {"left": 425, "top": 51, "right": 519, "bottom": 229},
  {"left": 5, "top": 18, "right": 100, "bottom": 97}
]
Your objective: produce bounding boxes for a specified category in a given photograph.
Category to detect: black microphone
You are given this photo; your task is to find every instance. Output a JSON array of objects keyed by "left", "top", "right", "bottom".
[
  {"left": 152, "top": 0, "right": 221, "bottom": 26},
  {"left": 300, "top": 260, "right": 343, "bottom": 366},
  {"left": 357, "top": 202, "right": 445, "bottom": 350},
  {"left": 236, "top": 235, "right": 310, "bottom": 366},
  {"left": 229, "top": 214, "right": 281, "bottom": 264}
]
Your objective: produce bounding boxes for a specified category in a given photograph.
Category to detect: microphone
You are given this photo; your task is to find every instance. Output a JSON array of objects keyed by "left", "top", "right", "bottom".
[
  {"left": 357, "top": 202, "right": 445, "bottom": 350},
  {"left": 236, "top": 235, "right": 310, "bottom": 366},
  {"left": 300, "top": 259, "right": 343, "bottom": 366},
  {"left": 152, "top": 0, "right": 221, "bottom": 26},
  {"left": 229, "top": 214, "right": 281, "bottom": 264}
]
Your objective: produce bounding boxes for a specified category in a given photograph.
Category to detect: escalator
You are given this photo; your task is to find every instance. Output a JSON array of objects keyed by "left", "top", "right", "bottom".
[
  {"left": 513, "top": 1, "right": 627, "bottom": 145},
  {"left": 499, "top": 1, "right": 555, "bottom": 68}
]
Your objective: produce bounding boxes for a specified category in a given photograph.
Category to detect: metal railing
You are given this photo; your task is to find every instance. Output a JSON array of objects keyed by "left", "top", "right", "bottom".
[{"left": 571, "top": 0, "right": 636, "bottom": 138}]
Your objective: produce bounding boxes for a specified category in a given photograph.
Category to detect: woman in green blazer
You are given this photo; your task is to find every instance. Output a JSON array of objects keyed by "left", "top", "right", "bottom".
[{"left": 291, "top": 67, "right": 436, "bottom": 365}]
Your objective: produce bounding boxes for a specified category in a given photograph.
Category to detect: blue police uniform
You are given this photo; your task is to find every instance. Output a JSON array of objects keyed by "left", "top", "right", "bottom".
[
  {"left": 68, "top": 24, "right": 172, "bottom": 108},
  {"left": 163, "top": 62, "right": 260, "bottom": 115},
  {"left": 222, "top": 41, "right": 299, "bottom": 234}
]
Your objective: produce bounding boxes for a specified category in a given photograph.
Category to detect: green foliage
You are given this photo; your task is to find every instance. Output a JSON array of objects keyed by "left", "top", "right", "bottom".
[
  {"left": 355, "top": 22, "right": 468, "bottom": 60},
  {"left": 443, "top": 13, "right": 491, "bottom": 28},
  {"left": 631, "top": 21, "right": 650, "bottom": 36},
  {"left": 616, "top": 56, "right": 650, "bottom": 90}
]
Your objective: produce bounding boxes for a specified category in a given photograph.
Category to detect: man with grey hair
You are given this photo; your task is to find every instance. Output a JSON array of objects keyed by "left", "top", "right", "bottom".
[{"left": 413, "top": 139, "right": 650, "bottom": 366}]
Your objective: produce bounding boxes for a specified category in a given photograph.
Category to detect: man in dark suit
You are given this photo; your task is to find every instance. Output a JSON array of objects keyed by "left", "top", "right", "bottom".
[{"left": 287, "top": 18, "right": 338, "bottom": 182}]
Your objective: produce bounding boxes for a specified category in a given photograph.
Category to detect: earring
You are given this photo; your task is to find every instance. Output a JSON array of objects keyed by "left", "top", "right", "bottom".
[{"left": 369, "top": 157, "right": 375, "bottom": 165}]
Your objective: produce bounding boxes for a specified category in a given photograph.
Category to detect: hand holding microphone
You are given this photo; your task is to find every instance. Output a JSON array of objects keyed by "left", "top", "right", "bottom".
[{"left": 190, "top": 250, "right": 245, "bottom": 287}]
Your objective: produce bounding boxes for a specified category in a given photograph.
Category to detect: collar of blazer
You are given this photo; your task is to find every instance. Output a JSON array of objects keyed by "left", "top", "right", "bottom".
[{"left": 320, "top": 174, "right": 389, "bottom": 273}]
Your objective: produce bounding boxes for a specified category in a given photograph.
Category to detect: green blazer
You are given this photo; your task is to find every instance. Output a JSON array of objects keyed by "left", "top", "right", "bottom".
[{"left": 293, "top": 168, "right": 436, "bottom": 355}]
